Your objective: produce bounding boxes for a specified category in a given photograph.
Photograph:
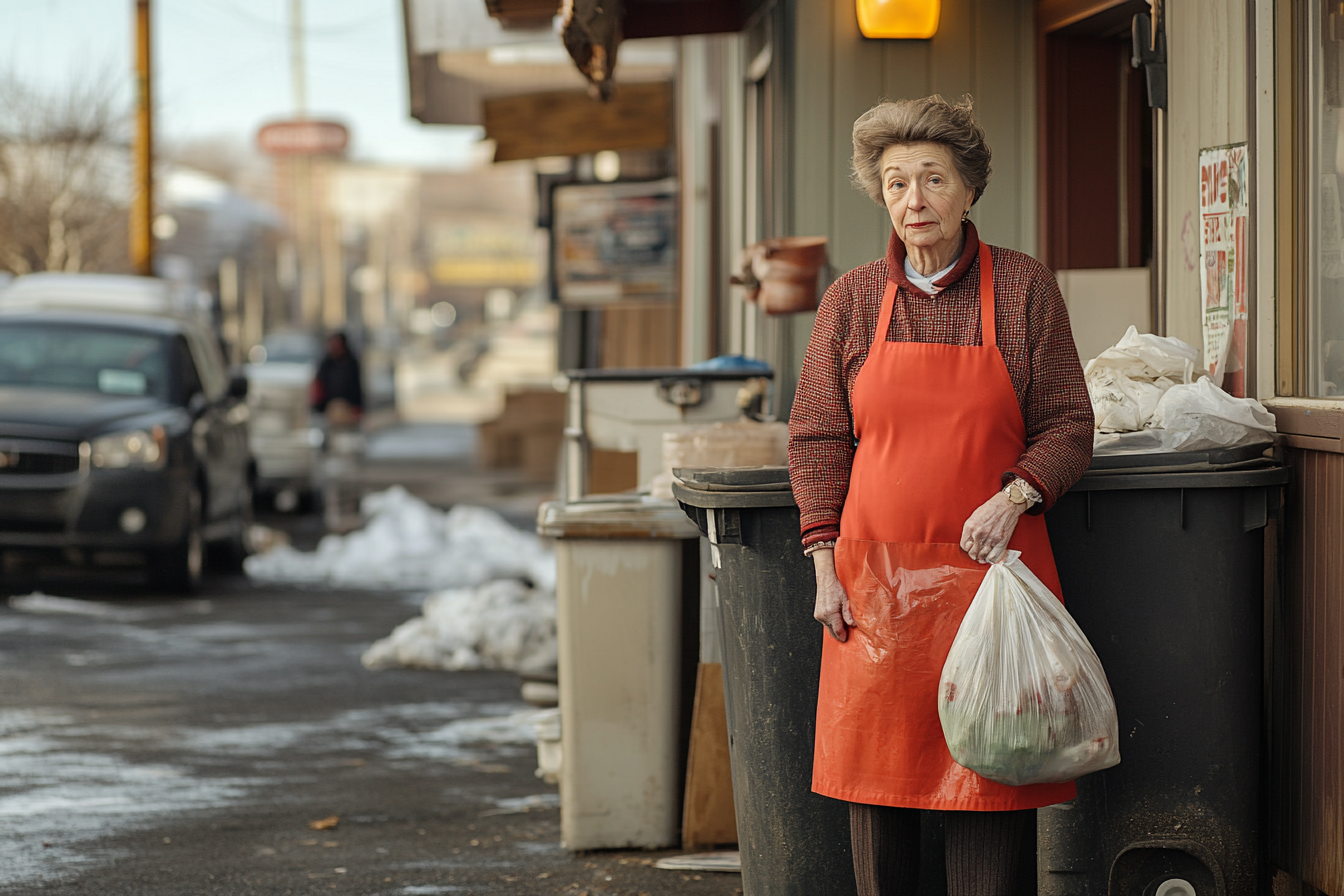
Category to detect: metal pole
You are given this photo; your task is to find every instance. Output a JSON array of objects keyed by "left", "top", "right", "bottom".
[
  {"left": 289, "top": 0, "right": 320, "bottom": 327},
  {"left": 291, "top": 0, "right": 307, "bottom": 119},
  {"left": 130, "top": 0, "right": 153, "bottom": 276}
]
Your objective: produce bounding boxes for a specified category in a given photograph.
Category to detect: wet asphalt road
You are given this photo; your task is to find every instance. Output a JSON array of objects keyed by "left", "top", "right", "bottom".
[{"left": 0, "top": 569, "right": 742, "bottom": 896}]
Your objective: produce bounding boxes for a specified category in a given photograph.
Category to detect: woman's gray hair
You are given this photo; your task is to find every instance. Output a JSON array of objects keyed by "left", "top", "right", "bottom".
[{"left": 851, "top": 94, "right": 992, "bottom": 206}]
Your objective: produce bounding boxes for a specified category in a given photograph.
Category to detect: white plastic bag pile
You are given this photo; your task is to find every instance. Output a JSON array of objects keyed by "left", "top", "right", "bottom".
[
  {"left": 1085, "top": 326, "right": 1202, "bottom": 432},
  {"left": 1085, "top": 326, "right": 1276, "bottom": 453},
  {"left": 243, "top": 486, "right": 555, "bottom": 592},
  {"left": 361, "top": 579, "right": 556, "bottom": 673},
  {"left": 939, "top": 552, "right": 1120, "bottom": 787}
]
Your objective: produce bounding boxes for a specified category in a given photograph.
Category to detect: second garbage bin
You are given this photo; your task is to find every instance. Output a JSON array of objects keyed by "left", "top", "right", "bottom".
[
  {"left": 673, "top": 466, "right": 857, "bottom": 896},
  {"left": 538, "top": 498, "right": 700, "bottom": 852},
  {"left": 1042, "top": 445, "right": 1288, "bottom": 896}
]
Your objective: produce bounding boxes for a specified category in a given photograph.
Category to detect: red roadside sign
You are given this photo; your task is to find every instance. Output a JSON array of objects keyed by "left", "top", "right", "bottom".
[{"left": 257, "top": 120, "right": 350, "bottom": 156}]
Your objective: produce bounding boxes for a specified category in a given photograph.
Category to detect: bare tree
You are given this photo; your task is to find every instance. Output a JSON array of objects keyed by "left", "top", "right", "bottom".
[
  {"left": 164, "top": 135, "right": 248, "bottom": 184},
  {"left": 0, "top": 72, "right": 131, "bottom": 275}
]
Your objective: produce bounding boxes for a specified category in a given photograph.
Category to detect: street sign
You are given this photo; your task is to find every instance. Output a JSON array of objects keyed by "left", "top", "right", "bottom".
[{"left": 256, "top": 120, "right": 349, "bottom": 156}]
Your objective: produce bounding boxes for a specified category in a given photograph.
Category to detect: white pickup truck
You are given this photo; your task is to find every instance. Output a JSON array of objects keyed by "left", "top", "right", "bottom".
[{"left": 245, "top": 331, "right": 323, "bottom": 512}]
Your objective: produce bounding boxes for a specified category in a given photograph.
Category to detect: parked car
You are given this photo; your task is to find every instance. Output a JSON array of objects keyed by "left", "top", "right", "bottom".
[
  {"left": 0, "top": 271, "right": 213, "bottom": 325},
  {"left": 245, "top": 330, "right": 324, "bottom": 512},
  {"left": 0, "top": 303, "right": 252, "bottom": 592}
]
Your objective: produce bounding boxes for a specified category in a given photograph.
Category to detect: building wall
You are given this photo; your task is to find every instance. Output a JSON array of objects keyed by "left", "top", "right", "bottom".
[
  {"left": 1271, "top": 438, "right": 1344, "bottom": 896},
  {"left": 1162, "top": 0, "right": 1248, "bottom": 356},
  {"left": 790, "top": 0, "right": 1038, "bottom": 277}
]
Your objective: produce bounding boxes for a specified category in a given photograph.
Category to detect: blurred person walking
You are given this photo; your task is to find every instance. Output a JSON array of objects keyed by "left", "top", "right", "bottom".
[{"left": 311, "top": 332, "right": 363, "bottom": 426}]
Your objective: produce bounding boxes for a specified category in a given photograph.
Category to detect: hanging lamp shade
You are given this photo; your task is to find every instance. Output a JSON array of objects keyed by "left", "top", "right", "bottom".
[{"left": 856, "top": 0, "right": 940, "bottom": 39}]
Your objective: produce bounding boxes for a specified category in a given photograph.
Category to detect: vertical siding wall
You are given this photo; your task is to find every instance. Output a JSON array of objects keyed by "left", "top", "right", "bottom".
[
  {"left": 789, "top": 0, "right": 1038, "bottom": 277},
  {"left": 1274, "top": 446, "right": 1344, "bottom": 896},
  {"left": 1163, "top": 0, "right": 1247, "bottom": 353}
]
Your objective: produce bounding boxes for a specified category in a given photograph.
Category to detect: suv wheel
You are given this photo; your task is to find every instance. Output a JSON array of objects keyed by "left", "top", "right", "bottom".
[
  {"left": 152, "top": 486, "right": 203, "bottom": 594},
  {"left": 212, "top": 480, "right": 254, "bottom": 572}
]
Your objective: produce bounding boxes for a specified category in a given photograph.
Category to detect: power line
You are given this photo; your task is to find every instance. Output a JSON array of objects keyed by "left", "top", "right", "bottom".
[{"left": 196, "top": 0, "right": 389, "bottom": 38}]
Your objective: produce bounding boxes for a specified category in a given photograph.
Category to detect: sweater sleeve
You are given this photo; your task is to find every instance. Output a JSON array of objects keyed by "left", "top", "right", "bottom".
[
  {"left": 788, "top": 278, "right": 856, "bottom": 544},
  {"left": 1005, "top": 268, "right": 1094, "bottom": 511}
]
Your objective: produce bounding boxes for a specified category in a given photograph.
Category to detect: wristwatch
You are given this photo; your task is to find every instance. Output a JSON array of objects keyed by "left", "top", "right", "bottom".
[{"left": 1003, "top": 479, "right": 1030, "bottom": 506}]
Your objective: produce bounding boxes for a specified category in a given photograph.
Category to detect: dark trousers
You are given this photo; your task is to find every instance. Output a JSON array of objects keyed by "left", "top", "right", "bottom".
[{"left": 849, "top": 802, "right": 1036, "bottom": 896}]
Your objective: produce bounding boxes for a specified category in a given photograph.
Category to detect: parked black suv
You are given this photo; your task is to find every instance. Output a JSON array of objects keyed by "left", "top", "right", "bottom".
[{"left": 0, "top": 309, "right": 253, "bottom": 592}]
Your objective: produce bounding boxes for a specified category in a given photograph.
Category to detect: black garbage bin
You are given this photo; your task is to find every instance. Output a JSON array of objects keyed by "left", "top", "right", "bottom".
[
  {"left": 1042, "top": 445, "right": 1289, "bottom": 896},
  {"left": 673, "top": 466, "right": 858, "bottom": 896}
]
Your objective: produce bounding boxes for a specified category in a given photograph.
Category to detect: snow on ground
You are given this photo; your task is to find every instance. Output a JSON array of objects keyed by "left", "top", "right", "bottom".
[
  {"left": 243, "top": 487, "right": 559, "bottom": 674},
  {"left": 361, "top": 580, "right": 556, "bottom": 673},
  {"left": 9, "top": 593, "right": 213, "bottom": 622},
  {"left": 0, "top": 701, "right": 542, "bottom": 891},
  {"left": 243, "top": 487, "right": 555, "bottom": 592}
]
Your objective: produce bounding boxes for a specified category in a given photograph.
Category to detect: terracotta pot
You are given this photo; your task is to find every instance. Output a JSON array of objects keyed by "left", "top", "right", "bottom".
[{"left": 739, "top": 236, "right": 828, "bottom": 315}]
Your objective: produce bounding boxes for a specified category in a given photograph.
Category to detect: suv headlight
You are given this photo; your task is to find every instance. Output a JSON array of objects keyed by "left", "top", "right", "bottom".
[{"left": 90, "top": 426, "right": 167, "bottom": 470}]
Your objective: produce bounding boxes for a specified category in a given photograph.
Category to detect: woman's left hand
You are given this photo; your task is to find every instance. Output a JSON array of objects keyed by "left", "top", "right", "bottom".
[{"left": 960, "top": 492, "right": 1026, "bottom": 564}]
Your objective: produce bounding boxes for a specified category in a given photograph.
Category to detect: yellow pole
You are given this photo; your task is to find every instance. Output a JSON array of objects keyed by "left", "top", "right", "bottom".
[{"left": 130, "top": 0, "right": 154, "bottom": 276}]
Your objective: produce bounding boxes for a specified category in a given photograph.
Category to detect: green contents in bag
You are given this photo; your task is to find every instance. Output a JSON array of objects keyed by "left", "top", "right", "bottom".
[{"left": 938, "top": 551, "right": 1120, "bottom": 787}]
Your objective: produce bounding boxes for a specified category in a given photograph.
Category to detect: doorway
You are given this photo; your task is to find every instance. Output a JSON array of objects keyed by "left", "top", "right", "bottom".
[{"left": 1039, "top": 0, "right": 1156, "bottom": 361}]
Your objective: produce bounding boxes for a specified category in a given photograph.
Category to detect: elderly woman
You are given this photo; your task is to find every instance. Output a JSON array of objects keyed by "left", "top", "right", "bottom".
[{"left": 788, "top": 96, "right": 1093, "bottom": 893}]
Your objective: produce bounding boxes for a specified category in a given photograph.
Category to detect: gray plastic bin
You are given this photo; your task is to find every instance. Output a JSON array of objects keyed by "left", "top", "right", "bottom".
[
  {"left": 1041, "top": 445, "right": 1288, "bottom": 896},
  {"left": 674, "top": 466, "right": 857, "bottom": 896}
]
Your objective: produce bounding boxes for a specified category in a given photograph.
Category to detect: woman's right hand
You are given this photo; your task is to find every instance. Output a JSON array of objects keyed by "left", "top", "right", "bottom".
[{"left": 811, "top": 548, "right": 855, "bottom": 642}]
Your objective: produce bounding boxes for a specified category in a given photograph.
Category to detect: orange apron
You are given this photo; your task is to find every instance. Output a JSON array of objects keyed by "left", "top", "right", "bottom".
[{"left": 811, "top": 243, "right": 1077, "bottom": 811}]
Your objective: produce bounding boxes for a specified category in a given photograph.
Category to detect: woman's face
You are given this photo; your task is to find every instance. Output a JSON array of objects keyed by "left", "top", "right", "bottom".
[{"left": 880, "top": 141, "right": 974, "bottom": 259}]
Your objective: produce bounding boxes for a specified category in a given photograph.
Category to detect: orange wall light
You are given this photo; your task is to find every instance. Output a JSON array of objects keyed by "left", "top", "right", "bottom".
[{"left": 856, "top": 0, "right": 940, "bottom": 39}]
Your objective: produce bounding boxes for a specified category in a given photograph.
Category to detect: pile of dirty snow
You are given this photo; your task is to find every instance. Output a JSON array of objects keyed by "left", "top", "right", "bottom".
[
  {"left": 361, "top": 579, "right": 556, "bottom": 673},
  {"left": 243, "top": 487, "right": 555, "bottom": 592}
]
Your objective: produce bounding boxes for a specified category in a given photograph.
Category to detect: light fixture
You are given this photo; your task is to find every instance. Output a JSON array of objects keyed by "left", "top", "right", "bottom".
[
  {"left": 856, "top": 0, "right": 940, "bottom": 39},
  {"left": 593, "top": 150, "right": 621, "bottom": 183}
]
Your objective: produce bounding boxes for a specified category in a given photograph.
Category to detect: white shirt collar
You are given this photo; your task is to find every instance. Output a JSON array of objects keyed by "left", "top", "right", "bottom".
[{"left": 903, "top": 256, "right": 958, "bottom": 295}]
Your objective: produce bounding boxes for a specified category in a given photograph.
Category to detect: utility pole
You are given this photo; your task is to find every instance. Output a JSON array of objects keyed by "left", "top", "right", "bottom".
[
  {"left": 130, "top": 0, "right": 154, "bottom": 276},
  {"left": 291, "top": 0, "right": 307, "bottom": 117},
  {"left": 289, "top": 0, "right": 322, "bottom": 328}
]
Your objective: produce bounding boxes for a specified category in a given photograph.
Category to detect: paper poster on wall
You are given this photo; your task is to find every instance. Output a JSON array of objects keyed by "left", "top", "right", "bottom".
[
  {"left": 552, "top": 178, "right": 678, "bottom": 306},
  {"left": 1199, "top": 143, "right": 1249, "bottom": 397}
]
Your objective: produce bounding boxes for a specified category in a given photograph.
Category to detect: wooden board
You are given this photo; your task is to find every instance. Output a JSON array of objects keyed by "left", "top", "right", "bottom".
[
  {"left": 598, "top": 301, "right": 679, "bottom": 369},
  {"left": 588, "top": 448, "right": 638, "bottom": 495},
  {"left": 484, "top": 0, "right": 558, "bottom": 26},
  {"left": 478, "top": 388, "right": 567, "bottom": 481},
  {"left": 484, "top": 82, "right": 672, "bottom": 162},
  {"left": 681, "top": 662, "right": 738, "bottom": 849}
]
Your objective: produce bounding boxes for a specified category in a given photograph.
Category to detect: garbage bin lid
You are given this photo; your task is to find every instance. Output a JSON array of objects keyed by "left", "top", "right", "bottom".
[
  {"left": 671, "top": 466, "right": 797, "bottom": 509},
  {"left": 1086, "top": 442, "right": 1271, "bottom": 473},
  {"left": 564, "top": 366, "right": 773, "bottom": 381},
  {"left": 1073, "top": 442, "right": 1289, "bottom": 490},
  {"left": 536, "top": 498, "right": 702, "bottom": 539},
  {"left": 674, "top": 465, "right": 791, "bottom": 490}
]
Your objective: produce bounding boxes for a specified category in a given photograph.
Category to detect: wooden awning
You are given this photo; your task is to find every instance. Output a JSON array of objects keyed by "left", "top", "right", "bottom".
[
  {"left": 483, "top": 0, "right": 557, "bottom": 29},
  {"left": 483, "top": 81, "right": 671, "bottom": 161},
  {"left": 483, "top": 0, "right": 761, "bottom": 37}
]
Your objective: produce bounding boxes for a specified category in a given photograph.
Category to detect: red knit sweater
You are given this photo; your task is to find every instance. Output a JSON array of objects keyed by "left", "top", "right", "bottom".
[{"left": 787, "top": 223, "right": 1094, "bottom": 547}]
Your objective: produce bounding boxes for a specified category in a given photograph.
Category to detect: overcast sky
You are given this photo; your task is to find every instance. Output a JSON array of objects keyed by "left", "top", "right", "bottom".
[{"left": 3, "top": 0, "right": 481, "bottom": 167}]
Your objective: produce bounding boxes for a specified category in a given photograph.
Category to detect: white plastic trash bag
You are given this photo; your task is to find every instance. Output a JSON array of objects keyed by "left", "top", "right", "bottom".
[
  {"left": 938, "top": 552, "right": 1120, "bottom": 787},
  {"left": 1084, "top": 326, "right": 1204, "bottom": 433},
  {"left": 1149, "top": 377, "right": 1276, "bottom": 452}
]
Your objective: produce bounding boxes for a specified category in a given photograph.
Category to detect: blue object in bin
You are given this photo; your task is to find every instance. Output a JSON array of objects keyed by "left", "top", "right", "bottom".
[{"left": 688, "top": 354, "right": 773, "bottom": 374}]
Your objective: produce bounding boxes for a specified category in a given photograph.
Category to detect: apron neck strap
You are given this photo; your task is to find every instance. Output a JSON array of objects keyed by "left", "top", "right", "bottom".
[
  {"left": 872, "top": 241, "right": 997, "bottom": 353},
  {"left": 978, "top": 242, "right": 996, "bottom": 348},
  {"left": 874, "top": 278, "right": 899, "bottom": 354}
]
